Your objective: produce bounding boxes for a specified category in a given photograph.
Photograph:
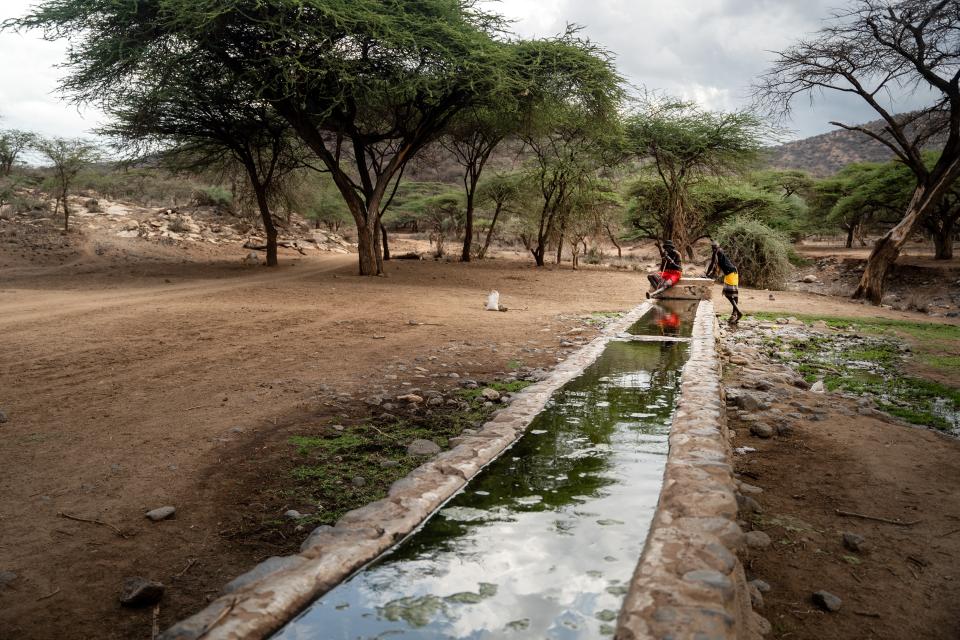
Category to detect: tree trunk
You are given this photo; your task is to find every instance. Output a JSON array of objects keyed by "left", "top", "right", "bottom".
[
  {"left": 381, "top": 222, "right": 391, "bottom": 261},
  {"left": 532, "top": 244, "right": 546, "bottom": 267},
  {"left": 933, "top": 218, "right": 955, "bottom": 260},
  {"left": 845, "top": 224, "right": 855, "bottom": 249},
  {"left": 461, "top": 189, "right": 475, "bottom": 262},
  {"left": 606, "top": 223, "right": 622, "bottom": 258},
  {"left": 251, "top": 182, "right": 278, "bottom": 266},
  {"left": 555, "top": 232, "right": 564, "bottom": 265},
  {"left": 478, "top": 202, "right": 502, "bottom": 260},
  {"left": 854, "top": 171, "right": 957, "bottom": 303},
  {"left": 62, "top": 189, "right": 69, "bottom": 232}
]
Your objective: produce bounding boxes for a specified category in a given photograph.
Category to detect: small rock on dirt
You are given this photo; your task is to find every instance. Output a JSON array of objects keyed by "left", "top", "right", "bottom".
[
  {"left": 396, "top": 394, "right": 423, "bottom": 404},
  {"left": 802, "top": 275, "right": 818, "bottom": 283},
  {"left": 119, "top": 577, "right": 165, "bottom": 607},
  {"left": 380, "top": 459, "right": 401, "bottom": 468},
  {"left": 145, "top": 506, "right": 176, "bottom": 522},
  {"left": 0, "top": 410, "right": 7, "bottom": 424},
  {"left": 737, "top": 494, "right": 762, "bottom": 515},
  {"left": 812, "top": 590, "right": 842, "bottom": 612},
  {"left": 750, "top": 579, "right": 772, "bottom": 593},
  {"left": 842, "top": 532, "right": 870, "bottom": 553},
  {"left": 284, "top": 509, "right": 304, "bottom": 519},
  {"left": 480, "top": 388, "right": 501, "bottom": 401},
  {"left": 735, "top": 393, "right": 761, "bottom": 412},
  {"left": 748, "top": 581, "right": 764, "bottom": 608},
  {"left": 407, "top": 439, "right": 441, "bottom": 457},
  {"left": 750, "top": 423, "right": 774, "bottom": 439},
  {"left": 810, "top": 380, "right": 825, "bottom": 393},
  {"left": 351, "top": 476, "right": 367, "bottom": 487},
  {"left": 745, "top": 530, "right": 772, "bottom": 549},
  {"left": 774, "top": 422, "right": 794, "bottom": 437},
  {"left": 0, "top": 571, "right": 17, "bottom": 589}
]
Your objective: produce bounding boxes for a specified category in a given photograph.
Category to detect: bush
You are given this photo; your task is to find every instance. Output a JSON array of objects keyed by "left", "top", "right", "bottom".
[
  {"left": 193, "top": 185, "right": 233, "bottom": 209},
  {"left": 714, "top": 216, "right": 792, "bottom": 290}
]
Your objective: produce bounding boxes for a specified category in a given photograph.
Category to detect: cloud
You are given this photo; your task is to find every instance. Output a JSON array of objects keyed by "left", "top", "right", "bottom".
[{"left": 0, "top": 0, "right": 941, "bottom": 142}]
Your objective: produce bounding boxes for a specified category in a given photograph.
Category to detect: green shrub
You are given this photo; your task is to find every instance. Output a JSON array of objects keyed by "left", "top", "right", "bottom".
[
  {"left": 714, "top": 216, "right": 792, "bottom": 290},
  {"left": 193, "top": 185, "right": 233, "bottom": 209}
]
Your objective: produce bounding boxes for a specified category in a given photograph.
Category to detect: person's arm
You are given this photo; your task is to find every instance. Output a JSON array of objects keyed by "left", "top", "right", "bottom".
[{"left": 705, "top": 249, "right": 717, "bottom": 278}]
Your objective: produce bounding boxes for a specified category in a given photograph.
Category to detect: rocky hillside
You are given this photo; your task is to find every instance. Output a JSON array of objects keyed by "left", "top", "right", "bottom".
[{"left": 763, "top": 125, "right": 897, "bottom": 177}]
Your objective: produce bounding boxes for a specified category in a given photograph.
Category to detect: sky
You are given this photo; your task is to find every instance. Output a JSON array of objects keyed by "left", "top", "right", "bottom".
[{"left": 0, "top": 0, "right": 937, "bottom": 142}]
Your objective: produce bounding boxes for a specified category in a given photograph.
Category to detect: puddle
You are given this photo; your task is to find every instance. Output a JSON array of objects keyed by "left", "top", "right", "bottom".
[{"left": 273, "top": 339, "right": 689, "bottom": 639}]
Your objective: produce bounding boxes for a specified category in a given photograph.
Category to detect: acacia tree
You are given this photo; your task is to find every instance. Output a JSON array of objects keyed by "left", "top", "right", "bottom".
[
  {"left": 101, "top": 59, "right": 305, "bottom": 267},
  {"left": 34, "top": 136, "right": 98, "bottom": 231},
  {"left": 475, "top": 171, "right": 530, "bottom": 258},
  {"left": 441, "top": 106, "right": 518, "bottom": 261},
  {"left": 756, "top": 0, "right": 960, "bottom": 303},
  {"left": 13, "top": 0, "right": 519, "bottom": 276},
  {"left": 623, "top": 96, "right": 768, "bottom": 256},
  {"left": 0, "top": 129, "right": 35, "bottom": 176}
]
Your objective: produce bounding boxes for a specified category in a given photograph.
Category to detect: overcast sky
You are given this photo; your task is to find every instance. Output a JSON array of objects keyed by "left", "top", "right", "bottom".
[{"left": 0, "top": 0, "right": 936, "bottom": 141}]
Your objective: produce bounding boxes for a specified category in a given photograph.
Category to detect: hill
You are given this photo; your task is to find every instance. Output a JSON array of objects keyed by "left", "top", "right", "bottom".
[{"left": 764, "top": 124, "right": 898, "bottom": 177}]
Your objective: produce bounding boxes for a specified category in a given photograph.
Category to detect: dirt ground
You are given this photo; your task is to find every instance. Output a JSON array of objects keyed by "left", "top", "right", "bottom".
[{"left": 0, "top": 220, "right": 958, "bottom": 640}]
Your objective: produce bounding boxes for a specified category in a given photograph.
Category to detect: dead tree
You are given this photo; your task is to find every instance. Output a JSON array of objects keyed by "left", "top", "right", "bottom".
[{"left": 756, "top": 0, "right": 960, "bottom": 303}]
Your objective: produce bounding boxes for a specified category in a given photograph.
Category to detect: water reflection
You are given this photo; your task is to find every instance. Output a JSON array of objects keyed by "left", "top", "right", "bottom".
[
  {"left": 274, "top": 341, "right": 688, "bottom": 640},
  {"left": 625, "top": 300, "right": 700, "bottom": 338}
]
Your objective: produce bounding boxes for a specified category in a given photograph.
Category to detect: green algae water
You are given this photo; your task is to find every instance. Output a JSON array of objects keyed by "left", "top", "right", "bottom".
[
  {"left": 274, "top": 332, "right": 689, "bottom": 639},
  {"left": 625, "top": 300, "right": 700, "bottom": 338}
]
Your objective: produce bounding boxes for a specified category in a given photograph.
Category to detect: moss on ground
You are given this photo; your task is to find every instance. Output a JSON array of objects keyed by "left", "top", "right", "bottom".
[{"left": 752, "top": 313, "right": 959, "bottom": 431}]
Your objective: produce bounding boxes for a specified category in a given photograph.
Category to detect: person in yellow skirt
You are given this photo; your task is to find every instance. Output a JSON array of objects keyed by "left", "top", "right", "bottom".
[{"left": 705, "top": 241, "right": 743, "bottom": 324}]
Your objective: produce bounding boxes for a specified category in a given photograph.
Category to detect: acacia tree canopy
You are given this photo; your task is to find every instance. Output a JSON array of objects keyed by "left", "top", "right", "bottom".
[{"left": 623, "top": 96, "right": 768, "bottom": 254}]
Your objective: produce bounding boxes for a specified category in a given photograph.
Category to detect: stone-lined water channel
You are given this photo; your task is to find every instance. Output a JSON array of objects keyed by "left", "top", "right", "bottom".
[{"left": 273, "top": 302, "right": 696, "bottom": 640}]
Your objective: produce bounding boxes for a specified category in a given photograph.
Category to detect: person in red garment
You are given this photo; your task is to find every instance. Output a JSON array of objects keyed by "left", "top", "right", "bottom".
[{"left": 646, "top": 239, "right": 683, "bottom": 299}]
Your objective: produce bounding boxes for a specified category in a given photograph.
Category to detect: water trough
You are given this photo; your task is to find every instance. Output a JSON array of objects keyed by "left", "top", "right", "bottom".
[{"left": 161, "top": 298, "right": 757, "bottom": 640}]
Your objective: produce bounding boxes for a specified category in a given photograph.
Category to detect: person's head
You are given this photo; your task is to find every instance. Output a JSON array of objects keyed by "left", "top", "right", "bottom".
[
  {"left": 663, "top": 239, "right": 674, "bottom": 249},
  {"left": 711, "top": 240, "right": 719, "bottom": 251}
]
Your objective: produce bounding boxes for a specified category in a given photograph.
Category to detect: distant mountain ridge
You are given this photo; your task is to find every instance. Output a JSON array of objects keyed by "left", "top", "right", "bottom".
[
  {"left": 763, "top": 123, "right": 898, "bottom": 177},
  {"left": 764, "top": 115, "right": 946, "bottom": 177}
]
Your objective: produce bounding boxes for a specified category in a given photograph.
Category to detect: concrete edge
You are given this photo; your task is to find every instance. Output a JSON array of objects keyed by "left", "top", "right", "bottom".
[
  {"left": 159, "top": 302, "right": 656, "bottom": 640},
  {"left": 615, "top": 300, "right": 768, "bottom": 640}
]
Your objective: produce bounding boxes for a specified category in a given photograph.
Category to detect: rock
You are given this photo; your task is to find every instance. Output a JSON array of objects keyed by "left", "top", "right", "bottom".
[
  {"left": 735, "top": 393, "right": 761, "bottom": 411},
  {"left": 812, "top": 590, "right": 842, "bottom": 612},
  {"left": 223, "top": 556, "right": 305, "bottom": 594},
  {"left": 380, "top": 459, "right": 401, "bottom": 468},
  {"left": 480, "top": 388, "right": 501, "bottom": 401},
  {"left": 396, "top": 394, "right": 424, "bottom": 404},
  {"left": 810, "top": 380, "right": 825, "bottom": 393},
  {"left": 284, "top": 509, "right": 304, "bottom": 519},
  {"left": 802, "top": 274, "right": 818, "bottom": 283},
  {"left": 750, "top": 579, "right": 772, "bottom": 593},
  {"left": 240, "top": 251, "right": 260, "bottom": 266},
  {"left": 792, "top": 378, "right": 811, "bottom": 390},
  {"left": 745, "top": 530, "right": 772, "bottom": 549},
  {"left": 351, "top": 476, "right": 367, "bottom": 487},
  {"left": 739, "top": 482, "right": 763, "bottom": 495},
  {"left": 145, "top": 506, "right": 176, "bottom": 522},
  {"left": 427, "top": 397, "right": 444, "bottom": 407},
  {"left": 748, "top": 581, "right": 764, "bottom": 608},
  {"left": 407, "top": 439, "right": 441, "bottom": 457},
  {"left": 119, "top": 577, "right": 165, "bottom": 607},
  {"left": 774, "top": 422, "right": 794, "bottom": 437},
  {"left": 750, "top": 423, "right": 774, "bottom": 439},
  {"left": 0, "top": 410, "right": 7, "bottom": 424},
  {"left": 0, "top": 571, "right": 17, "bottom": 590},
  {"left": 737, "top": 494, "right": 762, "bottom": 515},
  {"left": 448, "top": 372, "right": 460, "bottom": 379},
  {"left": 842, "top": 532, "right": 870, "bottom": 553}
]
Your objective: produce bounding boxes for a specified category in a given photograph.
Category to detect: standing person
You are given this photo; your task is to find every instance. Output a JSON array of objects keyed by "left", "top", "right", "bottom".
[
  {"left": 705, "top": 240, "right": 742, "bottom": 324},
  {"left": 646, "top": 239, "right": 683, "bottom": 299}
]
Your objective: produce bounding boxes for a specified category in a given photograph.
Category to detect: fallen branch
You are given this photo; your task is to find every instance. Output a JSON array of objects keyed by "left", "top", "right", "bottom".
[
  {"left": 198, "top": 597, "right": 237, "bottom": 639},
  {"left": 854, "top": 611, "right": 881, "bottom": 618},
  {"left": 938, "top": 528, "right": 960, "bottom": 538},
  {"left": 174, "top": 558, "right": 197, "bottom": 578},
  {"left": 37, "top": 587, "right": 60, "bottom": 601},
  {"left": 58, "top": 511, "right": 130, "bottom": 538},
  {"left": 243, "top": 241, "right": 306, "bottom": 255},
  {"left": 834, "top": 509, "right": 920, "bottom": 526}
]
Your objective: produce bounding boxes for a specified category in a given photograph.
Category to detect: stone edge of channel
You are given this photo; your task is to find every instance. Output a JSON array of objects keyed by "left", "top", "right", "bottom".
[
  {"left": 614, "top": 300, "right": 769, "bottom": 640},
  {"left": 158, "top": 302, "right": 656, "bottom": 640}
]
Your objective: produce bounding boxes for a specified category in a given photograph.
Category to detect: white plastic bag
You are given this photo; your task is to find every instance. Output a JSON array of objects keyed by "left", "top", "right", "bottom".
[{"left": 485, "top": 290, "right": 500, "bottom": 311}]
